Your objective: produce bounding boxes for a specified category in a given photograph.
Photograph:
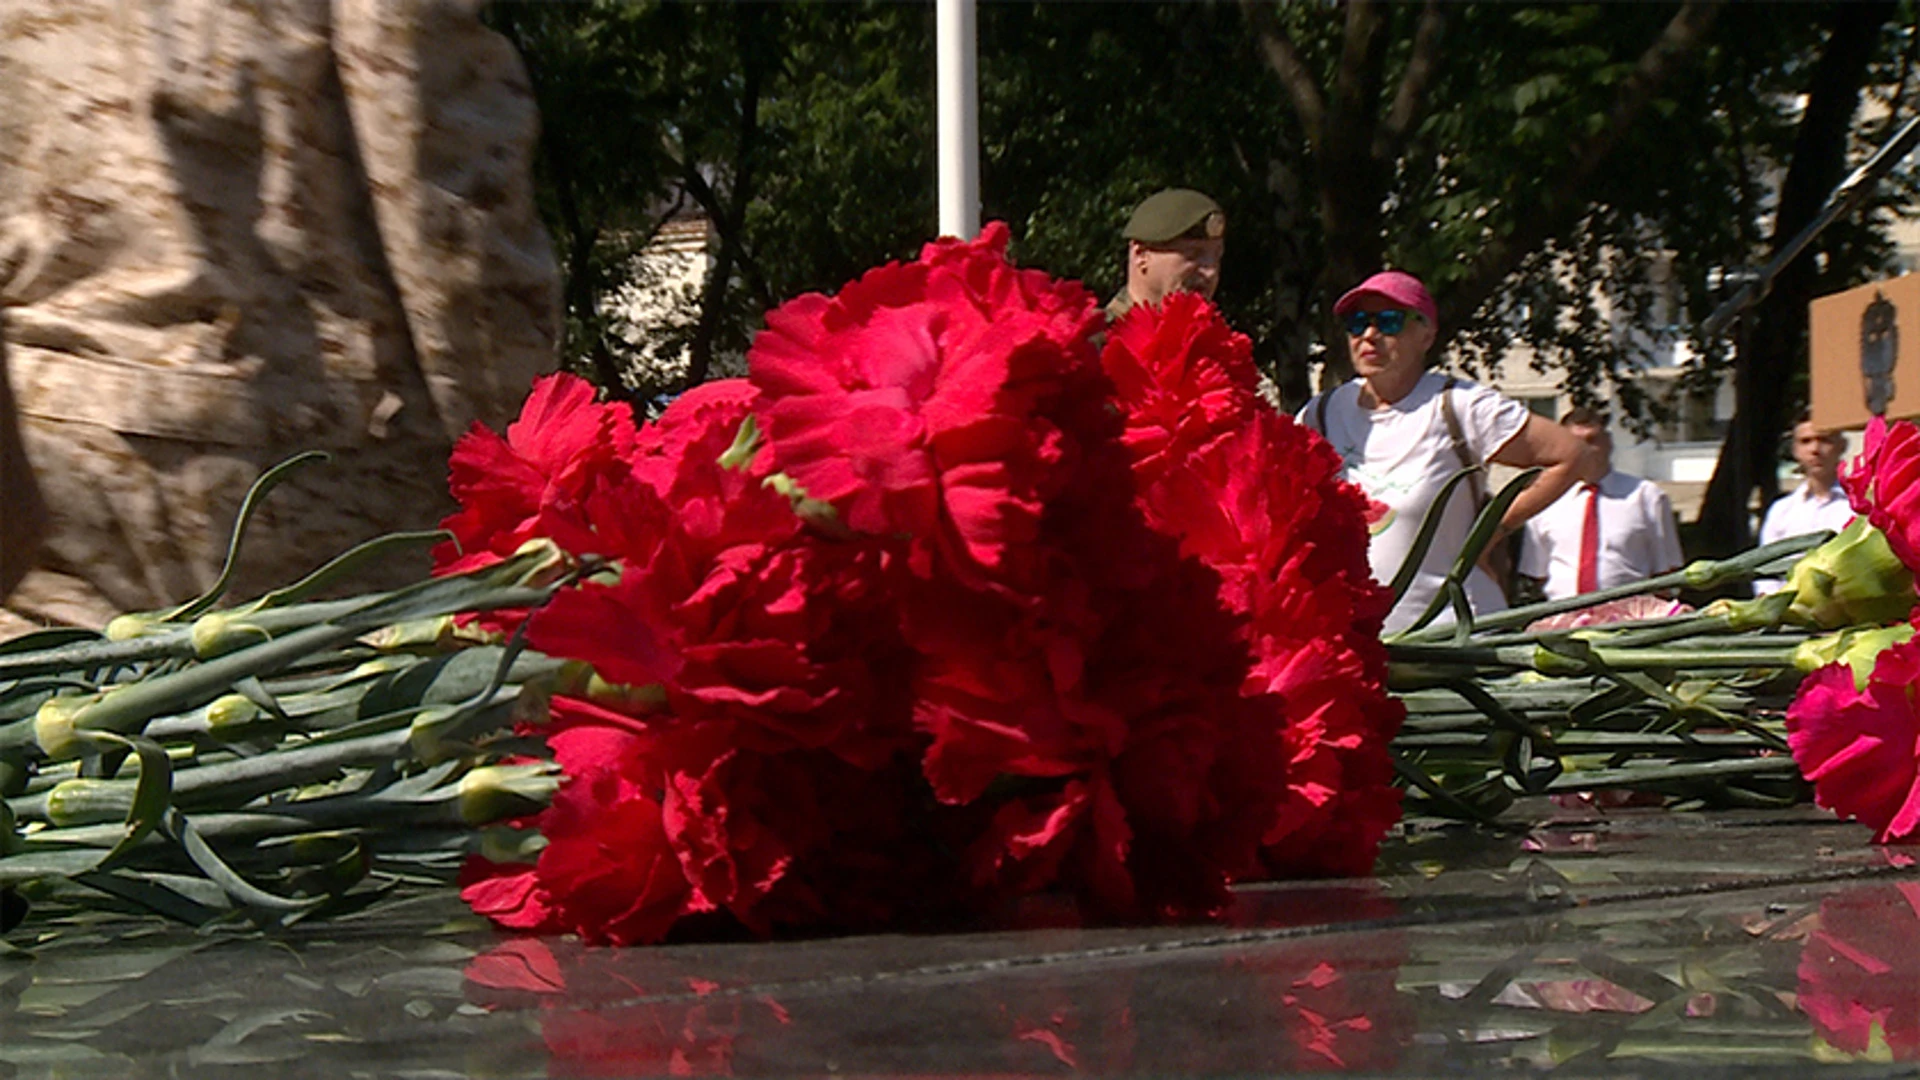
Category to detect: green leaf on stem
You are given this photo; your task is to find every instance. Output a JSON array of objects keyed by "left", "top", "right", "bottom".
[
  {"left": 164, "top": 809, "right": 321, "bottom": 916},
  {"left": 158, "top": 452, "right": 331, "bottom": 624},
  {"left": 75, "top": 732, "right": 172, "bottom": 869}
]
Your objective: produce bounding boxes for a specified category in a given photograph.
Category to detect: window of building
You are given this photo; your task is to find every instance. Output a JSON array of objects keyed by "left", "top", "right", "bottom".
[
  {"left": 1645, "top": 376, "right": 1727, "bottom": 444},
  {"left": 1520, "top": 395, "right": 1559, "bottom": 420}
]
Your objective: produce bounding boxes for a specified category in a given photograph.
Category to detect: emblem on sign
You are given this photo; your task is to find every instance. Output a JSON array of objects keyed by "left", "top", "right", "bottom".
[{"left": 1862, "top": 290, "right": 1897, "bottom": 417}]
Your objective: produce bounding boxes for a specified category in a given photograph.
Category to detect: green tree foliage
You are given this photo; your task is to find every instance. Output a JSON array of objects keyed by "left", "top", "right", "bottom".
[
  {"left": 491, "top": 0, "right": 1919, "bottom": 511},
  {"left": 486, "top": 1, "right": 937, "bottom": 407},
  {"left": 976, "top": 3, "right": 1304, "bottom": 386}
]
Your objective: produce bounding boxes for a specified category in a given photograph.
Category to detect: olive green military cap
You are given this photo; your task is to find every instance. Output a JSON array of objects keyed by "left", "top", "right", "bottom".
[{"left": 1123, "top": 188, "right": 1225, "bottom": 244}]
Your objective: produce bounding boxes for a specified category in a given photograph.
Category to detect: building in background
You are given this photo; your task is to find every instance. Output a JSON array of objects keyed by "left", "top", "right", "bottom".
[{"left": 610, "top": 214, "right": 718, "bottom": 399}]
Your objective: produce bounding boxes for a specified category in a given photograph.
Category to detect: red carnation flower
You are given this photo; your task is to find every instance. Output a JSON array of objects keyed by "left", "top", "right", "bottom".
[
  {"left": 520, "top": 376, "right": 918, "bottom": 765},
  {"left": 1255, "top": 643, "right": 1406, "bottom": 878},
  {"left": 748, "top": 221, "right": 1104, "bottom": 590},
  {"left": 456, "top": 222, "right": 1407, "bottom": 944},
  {"left": 1112, "top": 378, "right": 1402, "bottom": 878},
  {"left": 1788, "top": 639, "right": 1920, "bottom": 843},
  {"left": 528, "top": 531, "right": 911, "bottom": 764},
  {"left": 460, "top": 714, "right": 704, "bottom": 946},
  {"left": 630, "top": 379, "right": 797, "bottom": 562},
  {"left": 1100, "top": 291, "right": 1261, "bottom": 484},
  {"left": 1843, "top": 415, "right": 1920, "bottom": 574},
  {"left": 916, "top": 551, "right": 1296, "bottom": 918},
  {"left": 436, "top": 373, "right": 639, "bottom": 572}
]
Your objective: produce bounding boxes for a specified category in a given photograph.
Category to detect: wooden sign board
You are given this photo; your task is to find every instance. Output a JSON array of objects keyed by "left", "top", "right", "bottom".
[{"left": 1808, "top": 272, "right": 1920, "bottom": 432}]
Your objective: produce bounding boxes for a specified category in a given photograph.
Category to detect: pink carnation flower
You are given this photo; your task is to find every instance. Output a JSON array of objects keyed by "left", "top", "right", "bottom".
[
  {"left": 1842, "top": 415, "right": 1920, "bottom": 574},
  {"left": 1526, "top": 595, "right": 1693, "bottom": 632},
  {"left": 1787, "top": 639, "right": 1920, "bottom": 843}
]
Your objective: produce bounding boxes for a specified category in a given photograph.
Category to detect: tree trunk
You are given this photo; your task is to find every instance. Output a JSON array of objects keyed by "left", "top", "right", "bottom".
[
  {"left": 1310, "top": 0, "right": 1391, "bottom": 388},
  {"left": 1694, "top": 0, "right": 1892, "bottom": 555},
  {"left": 683, "top": 6, "right": 767, "bottom": 392},
  {"left": 1266, "top": 151, "right": 1315, "bottom": 409}
]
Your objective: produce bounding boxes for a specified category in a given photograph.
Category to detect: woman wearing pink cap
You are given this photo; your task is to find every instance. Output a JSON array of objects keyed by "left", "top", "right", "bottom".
[{"left": 1300, "top": 270, "right": 1600, "bottom": 633}]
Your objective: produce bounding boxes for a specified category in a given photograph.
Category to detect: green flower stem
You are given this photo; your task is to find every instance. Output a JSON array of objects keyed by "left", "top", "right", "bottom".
[
  {"left": 141, "top": 684, "right": 374, "bottom": 741},
  {"left": 14, "top": 689, "right": 525, "bottom": 826},
  {"left": 1546, "top": 730, "right": 1782, "bottom": 751},
  {"left": 1589, "top": 616, "right": 1812, "bottom": 650},
  {"left": 1397, "top": 685, "right": 1756, "bottom": 720},
  {"left": 12, "top": 727, "right": 405, "bottom": 822},
  {"left": 1399, "top": 730, "right": 1779, "bottom": 754},
  {"left": 229, "top": 530, "right": 448, "bottom": 614},
  {"left": 21, "top": 803, "right": 482, "bottom": 851},
  {"left": 2, "top": 582, "right": 552, "bottom": 761},
  {"left": 1397, "top": 463, "right": 1543, "bottom": 630},
  {"left": 0, "top": 633, "right": 200, "bottom": 682},
  {"left": 1580, "top": 644, "right": 1803, "bottom": 670},
  {"left": 1392, "top": 534, "right": 1828, "bottom": 644},
  {"left": 0, "top": 593, "right": 426, "bottom": 682},
  {"left": 1541, "top": 756, "right": 1799, "bottom": 791},
  {"left": 1388, "top": 642, "right": 1803, "bottom": 676},
  {"left": 1448, "top": 613, "right": 1815, "bottom": 652},
  {"left": 37, "top": 621, "right": 384, "bottom": 756},
  {"left": 132, "top": 648, "right": 560, "bottom": 744}
]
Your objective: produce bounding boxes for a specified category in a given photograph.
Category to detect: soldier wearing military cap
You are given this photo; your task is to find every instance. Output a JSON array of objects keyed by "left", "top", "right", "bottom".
[{"left": 1106, "top": 188, "right": 1226, "bottom": 321}]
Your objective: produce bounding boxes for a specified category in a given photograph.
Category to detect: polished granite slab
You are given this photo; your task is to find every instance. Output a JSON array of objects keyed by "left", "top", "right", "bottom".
[{"left": 7, "top": 804, "right": 1920, "bottom": 1077}]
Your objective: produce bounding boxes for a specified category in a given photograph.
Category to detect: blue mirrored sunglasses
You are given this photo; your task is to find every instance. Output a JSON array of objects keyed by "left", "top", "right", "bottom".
[{"left": 1343, "top": 309, "right": 1418, "bottom": 337}]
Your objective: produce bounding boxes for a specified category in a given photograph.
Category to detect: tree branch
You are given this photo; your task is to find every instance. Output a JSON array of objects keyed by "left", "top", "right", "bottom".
[
  {"left": 1437, "top": 1, "right": 1724, "bottom": 341},
  {"left": 675, "top": 163, "right": 774, "bottom": 313},
  {"left": 1330, "top": 0, "right": 1388, "bottom": 134},
  {"left": 1241, "top": 0, "right": 1325, "bottom": 144},
  {"left": 1373, "top": 0, "right": 1446, "bottom": 163}
]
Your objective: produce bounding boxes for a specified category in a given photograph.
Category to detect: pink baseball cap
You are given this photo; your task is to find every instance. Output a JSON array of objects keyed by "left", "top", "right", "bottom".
[{"left": 1333, "top": 270, "right": 1438, "bottom": 329}]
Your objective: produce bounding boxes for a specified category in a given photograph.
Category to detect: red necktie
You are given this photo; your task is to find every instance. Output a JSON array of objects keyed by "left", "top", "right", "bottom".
[{"left": 1576, "top": 483, "right": 1601, "bottom": 594}]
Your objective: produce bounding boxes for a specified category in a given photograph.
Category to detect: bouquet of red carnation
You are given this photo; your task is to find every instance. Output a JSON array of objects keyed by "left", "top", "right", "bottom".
[{"left": 446, "top": 224, "right": 1401, "bottom": 944}]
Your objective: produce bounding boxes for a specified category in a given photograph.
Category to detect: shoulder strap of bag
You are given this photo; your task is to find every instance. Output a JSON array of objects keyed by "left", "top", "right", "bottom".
[
  {"left": 1438, "top": 375, "right": 1488, "bottom": 505},
  {"left": 1314, "top": 389, "right": 1331, "bottom": 436}
]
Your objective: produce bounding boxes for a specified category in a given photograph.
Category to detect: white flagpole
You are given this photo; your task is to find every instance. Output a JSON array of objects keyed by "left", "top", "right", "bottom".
[{"left": 936, "top": 0, "right": 979, "bottom": 239}]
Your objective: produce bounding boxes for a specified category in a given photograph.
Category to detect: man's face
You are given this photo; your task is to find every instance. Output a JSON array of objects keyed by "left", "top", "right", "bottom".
[
  {"left": 1567, "top": 422, "right": 1613, "bottom": 468},
  {"left": 1130, "top": 236, "right": 1223, "bottom": 305},
  {"left": 1345, "top": 297, "right": 1433, "bottom": 382},
  {"left": 1792, "top": 421, "right": 1843, "bottom": 482}
]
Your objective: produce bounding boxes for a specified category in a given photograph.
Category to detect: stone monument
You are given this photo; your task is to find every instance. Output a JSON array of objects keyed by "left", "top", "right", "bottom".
[{"left": 0, "top": 0, "right": 560, "bottom": 634}]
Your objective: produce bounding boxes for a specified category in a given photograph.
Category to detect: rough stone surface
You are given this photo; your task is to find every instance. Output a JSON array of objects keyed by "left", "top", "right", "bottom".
[
  {"left": 0, "top": 0, "right": 559, "bottom": 634},
  {"left": 0, "top": 338, "right": 44, "bottom": 599}
]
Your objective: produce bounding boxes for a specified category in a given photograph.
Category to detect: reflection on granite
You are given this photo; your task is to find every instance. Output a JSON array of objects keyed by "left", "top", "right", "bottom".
[{"left": 7, "top": 806, "right": 1920, "bottom": 1076}]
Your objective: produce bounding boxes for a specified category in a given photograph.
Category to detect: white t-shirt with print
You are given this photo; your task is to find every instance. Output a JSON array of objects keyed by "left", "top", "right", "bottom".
[{"left": 1301, "top": 371, "right": 1530, "bottom": 633}]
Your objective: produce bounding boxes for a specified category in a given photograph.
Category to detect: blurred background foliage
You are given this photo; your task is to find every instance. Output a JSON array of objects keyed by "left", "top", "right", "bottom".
[{"left": 486, "top": 0, "right": 1919, "bottom": 542}]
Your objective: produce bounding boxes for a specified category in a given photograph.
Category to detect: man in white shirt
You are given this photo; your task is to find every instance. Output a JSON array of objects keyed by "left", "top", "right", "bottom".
[
  {"left": 1518, "top": 408, "right": 1684, "bottom": 602},
  {"left": 1754, "top": 414, "right": 1853, "bottom": 593}
]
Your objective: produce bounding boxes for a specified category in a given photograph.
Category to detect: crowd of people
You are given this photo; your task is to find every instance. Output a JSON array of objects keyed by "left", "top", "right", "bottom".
[{"left": 1111, "top": 186, "right": 1853, "bottom": 631}]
